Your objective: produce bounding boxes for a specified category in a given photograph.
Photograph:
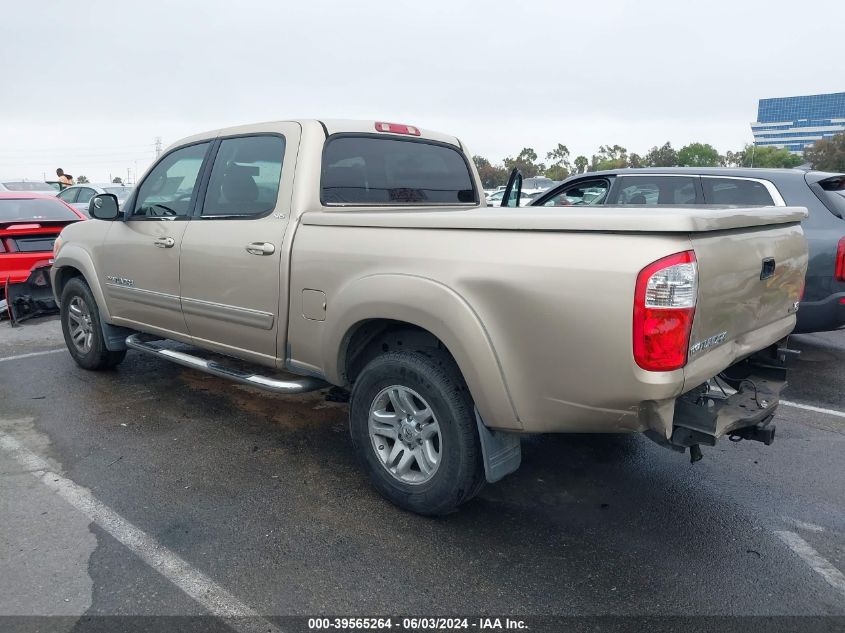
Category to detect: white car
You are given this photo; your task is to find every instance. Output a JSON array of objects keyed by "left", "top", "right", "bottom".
[
  {"left": 486, "top": 188, "right": 549, "bottom": 207},
  {"left": 56, "top": 183, "right": 134, "bottom": 216}
]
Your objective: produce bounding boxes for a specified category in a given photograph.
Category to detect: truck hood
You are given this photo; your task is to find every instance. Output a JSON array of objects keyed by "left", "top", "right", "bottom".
[{"left": 302, "top": 205, "right": 808, "bottom": 233}]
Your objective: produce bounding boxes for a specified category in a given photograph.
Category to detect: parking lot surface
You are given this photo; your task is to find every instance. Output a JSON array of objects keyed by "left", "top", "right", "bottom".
[{"left": 1, "top": 317, "right": 843, "bottom": 631}]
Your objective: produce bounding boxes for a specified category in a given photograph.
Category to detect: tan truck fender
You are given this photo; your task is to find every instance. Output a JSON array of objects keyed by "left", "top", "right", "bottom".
[
  {"left": 52, "top": 244, "right": 111, "bottom": 320},
  {"left": 321, "top": 274, "right": 521, "bottom": 431}
]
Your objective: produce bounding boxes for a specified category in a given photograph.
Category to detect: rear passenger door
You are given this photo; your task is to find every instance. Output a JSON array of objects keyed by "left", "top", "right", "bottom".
[{"left": 178, "top": 124, "right": 301, "bottom": 367}]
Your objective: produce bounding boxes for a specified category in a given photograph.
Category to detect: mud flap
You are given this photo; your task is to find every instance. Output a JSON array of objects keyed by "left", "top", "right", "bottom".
[{"left": 474, "top": 408, "right": 521, "bottom": 483}]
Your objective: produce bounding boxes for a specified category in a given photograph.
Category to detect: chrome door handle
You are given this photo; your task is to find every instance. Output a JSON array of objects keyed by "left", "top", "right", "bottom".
[
  {"left": 154, "top": 237, "right": 175, "bottom": 248},
  {"left": 246, "top": 242, "right": 275, "bottom": 256}
]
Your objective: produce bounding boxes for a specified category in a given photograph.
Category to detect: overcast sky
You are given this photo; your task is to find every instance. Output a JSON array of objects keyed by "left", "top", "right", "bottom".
[{"left": 1, "top": 0, "right": 841, "bottom": 183}]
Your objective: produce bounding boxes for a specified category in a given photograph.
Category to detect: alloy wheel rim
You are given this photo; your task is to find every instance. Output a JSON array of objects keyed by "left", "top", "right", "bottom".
[
  {"left": 67, "top": 296, "right": 94, "bottom": 354},
  {"left": 368, "top": 385, "right": 441, "bottom": 485}
]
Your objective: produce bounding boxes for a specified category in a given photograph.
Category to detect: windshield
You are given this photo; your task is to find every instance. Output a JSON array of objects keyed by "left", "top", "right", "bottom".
[
  {"left": 2, "top": 181, "right": 56, "bottom": 192},
  {"left": 104, "top": 186, "right": 133, "bottom": 199},
  {"left": 0, "top": 198, "right": 80, "bottom": 222}
]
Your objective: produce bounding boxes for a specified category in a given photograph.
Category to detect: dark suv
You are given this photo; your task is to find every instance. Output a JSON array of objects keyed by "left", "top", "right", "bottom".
[{"left": 529, "top": 168, "right": 845, "bottom": 333}]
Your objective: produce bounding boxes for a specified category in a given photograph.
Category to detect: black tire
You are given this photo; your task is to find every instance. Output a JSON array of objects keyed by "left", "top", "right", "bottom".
[
  {"left": 60, "top": 277, "right": 126, "bottom": 370},
  {"left": 349, "top": 350, "right": 485, "bottom": 515}
]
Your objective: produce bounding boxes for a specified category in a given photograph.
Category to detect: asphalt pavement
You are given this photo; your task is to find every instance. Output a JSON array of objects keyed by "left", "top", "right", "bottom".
[{"left": 0, "top": 317, "right": 843, "bottom": 632}]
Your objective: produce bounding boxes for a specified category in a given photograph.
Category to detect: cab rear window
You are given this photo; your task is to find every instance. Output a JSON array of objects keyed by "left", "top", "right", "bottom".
[{"left": 321, "top": 136, "right": 476, "bottom": 206}]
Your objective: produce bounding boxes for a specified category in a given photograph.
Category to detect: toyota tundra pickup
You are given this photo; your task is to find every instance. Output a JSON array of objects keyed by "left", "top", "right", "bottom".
[{"left": 51, "top": 119, "right": 808, "bottom": 515}]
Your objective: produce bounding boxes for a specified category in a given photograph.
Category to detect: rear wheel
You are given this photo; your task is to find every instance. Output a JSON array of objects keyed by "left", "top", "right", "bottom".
[
  {"left": 349, "top": 350, "right": 485, "bottom": 515},
  {"left": 60, "top": 278, "right": 126, "bottom": 370}
]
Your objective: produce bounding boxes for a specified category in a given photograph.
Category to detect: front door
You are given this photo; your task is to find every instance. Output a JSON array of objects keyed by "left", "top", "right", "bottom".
[
  {"left": 99, "top": 141, "right": 212, "bottom": 340},
  {"left": 178, "top": 125, "right": 300, "bottom": 367}
]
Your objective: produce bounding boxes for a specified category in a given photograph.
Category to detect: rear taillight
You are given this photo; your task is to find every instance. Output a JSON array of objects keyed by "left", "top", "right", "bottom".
[
  {"left": 374, "top": 121, "right": 421, "bottom": 136},
  {"left": 836, "top": 237, "right": 845, "bottom": 282},
  {"left": 633, "top": 251, "right": 697, "bottom": 371}
]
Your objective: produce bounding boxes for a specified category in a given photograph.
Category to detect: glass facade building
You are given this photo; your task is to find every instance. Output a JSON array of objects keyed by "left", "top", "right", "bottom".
[{"left": 751, "top": 92, "right": 845, "bottom": 153}]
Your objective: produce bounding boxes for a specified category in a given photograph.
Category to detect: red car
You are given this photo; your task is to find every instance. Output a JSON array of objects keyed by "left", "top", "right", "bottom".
[{"left": 1, "top": 192, "right": 86, "bottom": 322}]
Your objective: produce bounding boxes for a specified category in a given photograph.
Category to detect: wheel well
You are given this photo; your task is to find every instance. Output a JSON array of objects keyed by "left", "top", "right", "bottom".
[
  {"left": 342, "top": 319, "right": 455, "bottom": 385},
  {"left": 54, "top": 266, "right": 84, "bottom": 300}
]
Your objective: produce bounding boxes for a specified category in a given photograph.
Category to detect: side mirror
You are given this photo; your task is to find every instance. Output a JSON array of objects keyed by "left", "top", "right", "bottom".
[
  {"left": 501, "top": 168, "right": 523, "bottom": 207},
  {"left": 89, "top": 194, "right": 120, "bottom": 220}
]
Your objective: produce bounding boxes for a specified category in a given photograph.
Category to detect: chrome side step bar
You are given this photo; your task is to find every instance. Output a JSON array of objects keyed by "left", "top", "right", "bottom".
[{"left": 125, "top": 333, "right": 327, "bottom": 395}]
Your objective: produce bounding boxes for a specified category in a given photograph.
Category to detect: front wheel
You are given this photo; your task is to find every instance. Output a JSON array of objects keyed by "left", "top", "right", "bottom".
[
  {"left": 60, "top": 277, "right": 126, "bottom": 370},
  {"left": 349, "top": 350, "right": 485, "bottom": 515}
]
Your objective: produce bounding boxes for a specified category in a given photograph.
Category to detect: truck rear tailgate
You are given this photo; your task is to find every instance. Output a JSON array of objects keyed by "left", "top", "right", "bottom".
[{"left": 684, "top": 214, "right": 807, "bottom": 390}]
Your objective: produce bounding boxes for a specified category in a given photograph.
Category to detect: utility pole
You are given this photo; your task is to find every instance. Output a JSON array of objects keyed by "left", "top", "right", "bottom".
[{"left": 155, "top": 136, "right": 163, "bottom": 158}]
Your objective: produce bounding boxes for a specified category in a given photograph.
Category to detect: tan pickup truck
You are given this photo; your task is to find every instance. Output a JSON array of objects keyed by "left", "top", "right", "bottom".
[{"left": 51, "top": 119, "right": 808, "bottom": 515}]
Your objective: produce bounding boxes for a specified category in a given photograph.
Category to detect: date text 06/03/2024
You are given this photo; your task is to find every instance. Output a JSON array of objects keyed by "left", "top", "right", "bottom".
[{"left": 307, "top": 617, "right": 528, "bottom": 630}]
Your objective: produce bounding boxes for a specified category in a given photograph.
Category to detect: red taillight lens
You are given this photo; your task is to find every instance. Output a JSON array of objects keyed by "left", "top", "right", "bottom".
[
  {"left": 374, "top": 121, "right": 421, "bottom": 136},
  {"left": 836, "top": 237, "right": 845, "bottom": 282},
  {"left": 633, "top": 251, "right": 698, "bottom": 371}
]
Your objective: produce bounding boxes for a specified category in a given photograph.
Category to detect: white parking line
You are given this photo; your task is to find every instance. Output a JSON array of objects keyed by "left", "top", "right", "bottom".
[
  {"left": 781, "top": 400, "right": 845, "bottom": 419},
  {"left": 0, "top": 348, "right": 65, "bottom": 363},
  {"left": 0, "top": 433, "right": 282, "bottom": 633},
  {"left": 775, "top": 530, "right": 845, "bottom": 599},
  {"left": 782, "top": 516, "right": 826, "bottom": 533}
]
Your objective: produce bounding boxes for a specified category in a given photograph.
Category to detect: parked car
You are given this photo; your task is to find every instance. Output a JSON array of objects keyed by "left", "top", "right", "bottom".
[
  {"left": 0, "top": 180, "right": 57, "bottom": 195},
  {"left": 1, "top": 193, "right": 85, "bottom": 321},
  {"left": 52, "top": 120, "right": 806, "bottom": 515},
  {"left": 529, "top": 167, "right": 845, "bottom": 333},
  {"left": 486, "top": 187, "right": 547, "bottom": 207},
  {"left": 56, "top": 183, "right": 133, "bottom": 216}
]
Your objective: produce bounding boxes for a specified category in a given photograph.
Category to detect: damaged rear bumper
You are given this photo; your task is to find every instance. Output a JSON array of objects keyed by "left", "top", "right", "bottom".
[
  {"left": 3, "top": 263, "right": 58, "bottom": 324},
  {"left": 647, "top": 338, "right": 792, "bottom": 452}
]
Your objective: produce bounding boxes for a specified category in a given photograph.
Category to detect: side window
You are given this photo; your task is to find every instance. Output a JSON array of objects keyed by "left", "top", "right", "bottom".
[
  {"left": 76, "top": 188, "right": 96, "bottom": 205},
  {"left": 57, "top": 188, "right": 79, "bottom": 203},
  {"left": 202, "top": 135, "right": 285, "bottom": 217},
  {"left": 701, "top": 178, "right": 775, "bottom": 205},
  {"left": 539, "top": 179, "right": 610, "bottom": 206},
  {"left": 611, "top": 176, "right": 698, "bottom": 205},
  {"left": 133, "top": 142, "right": 210, "bottom": 218}
]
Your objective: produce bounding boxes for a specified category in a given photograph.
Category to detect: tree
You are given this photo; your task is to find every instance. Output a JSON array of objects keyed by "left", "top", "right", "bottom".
[
  {"left": 805, "top": 133, "right": 845, "bottom": 172},
  {"left": 590, "top": 145, "right": 628, "bottom": 171},
  {"left": 503, "top": 147, "right": 544, "bottom": 178},
  {"left": 677, "top": 143, "right": 720, "bottom": 167},
  {"left": 544, "top": 143, "right": 571, "bottom": 181},
  {"left": 628, "top": 153, "right": 644, "bottom": 169},
  {"left": 573, "top": 155, "right": 589, "bottom": 174},
  {"left": 724, "top": 144, "right": 803, "bottom": 168},
  {"left": 112, "top": 176, "right": 124, "bottom": 184},
  {"left": 472, "top": 155, "right": 508, "bottom": 189},
  {"left": 722, "top": 150, "right": 746, "bottom": 167},
  {"left": 76, "top": 175, "right": 89, "bottom": 184},
  {"left": 643, "top": 142, "right": 678, "bottom": 167},
  {"left": 744, "top": 144, "right": 803, "bottom": 168}
]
